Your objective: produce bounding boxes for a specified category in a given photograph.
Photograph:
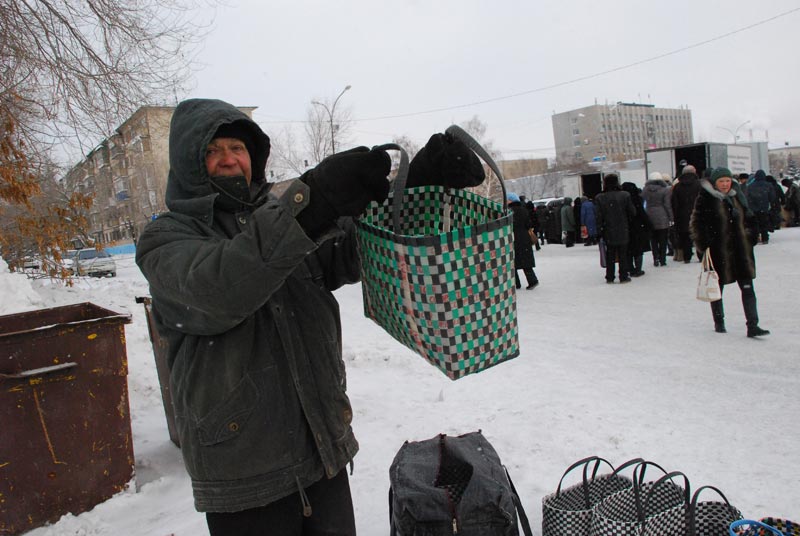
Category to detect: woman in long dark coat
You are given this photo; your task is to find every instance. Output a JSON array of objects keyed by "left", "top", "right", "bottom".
[
  {"left": 621, "top": 182, "right": 652, "bottom": 277},
  {"left": 690, "top": 167, "right": 770, "bottom": 337},
  {"left": 508, "top": 192, "right": 539, "bottom": 289}
]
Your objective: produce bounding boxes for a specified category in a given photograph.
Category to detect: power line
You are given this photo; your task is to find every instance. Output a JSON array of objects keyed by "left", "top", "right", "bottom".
[
  {"left": 257, "top": 7, "right": 800, "bottom": 126},
  {"left": 354, "top": 6, "right": 800, "bottom": 122}
]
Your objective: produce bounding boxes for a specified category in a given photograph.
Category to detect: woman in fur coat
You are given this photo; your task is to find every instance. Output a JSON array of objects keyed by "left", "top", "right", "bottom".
[{"left": 690, "top": 167, "right": 770, "bottom": 337}]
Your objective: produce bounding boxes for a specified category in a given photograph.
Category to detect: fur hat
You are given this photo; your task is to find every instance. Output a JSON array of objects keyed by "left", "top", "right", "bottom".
[
  {"left": 710, "top": 167, "right": 732, "bottom": 182},
  {"left": 649, "top": 171, "right": 662, "bottom": 181},
  {"left": 212, "top": 120, "right": 257, "bottom": 157}
]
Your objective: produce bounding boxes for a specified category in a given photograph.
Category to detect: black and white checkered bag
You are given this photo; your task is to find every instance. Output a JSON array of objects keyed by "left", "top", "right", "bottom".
[
  {"left": 541, "top": 457, "right": 633, "bottom": 536},
  {"left": 689, "top": 485, "right": 742, "bottom": 536},
  {"left": 590, "top": 465, "right": 689, "bottom": 536}
]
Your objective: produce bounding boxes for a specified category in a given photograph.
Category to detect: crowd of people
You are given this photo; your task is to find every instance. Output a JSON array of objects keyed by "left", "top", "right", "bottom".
[{"left": 508, "top": 164, "right": 799, "bottom": 336}]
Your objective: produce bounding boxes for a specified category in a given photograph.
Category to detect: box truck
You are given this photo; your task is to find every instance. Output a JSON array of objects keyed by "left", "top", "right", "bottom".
[{"left": 644, "top": 142, "right": 754, "bottom": 179}]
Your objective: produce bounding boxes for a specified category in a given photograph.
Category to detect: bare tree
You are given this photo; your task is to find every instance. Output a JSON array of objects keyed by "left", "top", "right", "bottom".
[
  {"left": 305, "top": 103, "right": 332, "bottom": 164},
  {"left": 458, "top": 116, "right": 503, "bottom": 201},
  {"left": 0, "top": 0, "right": 207, "bottom": 277},
  {"left": 1, "top": 0, "right": 206, "bottom": 160}
]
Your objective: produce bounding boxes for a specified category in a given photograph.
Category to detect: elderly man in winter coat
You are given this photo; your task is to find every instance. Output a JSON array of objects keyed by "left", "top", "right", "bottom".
[
  {"left": 595, "top": 173, "right": 635, "bottom": 283},
  {"left": 671, "top": 164, "right": 702, "bottom": 262},
  {"left": 135, "top": 99, "right": 484, "bottom": 536},
  {"left": 641, "top": 172, "right": 673, "bottom": 267},
  {"left": 746, "top": 169, "right": 777, "bottom": 244}
]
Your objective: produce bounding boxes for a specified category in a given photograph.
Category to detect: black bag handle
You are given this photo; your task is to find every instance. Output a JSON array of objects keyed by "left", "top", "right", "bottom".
[
  {"left": 631, "top": 461, "right": 672, "bottom": 523},
  {"left": 372, "top": 142, "right": 410, "bottom": 233},
  {"left": 445, "top": 124, "right": 508, "bottom": 205},
  {"left": 639, "top": 471, "right": 691, "bottom": 529},
  {"left": 687, "top": 485, "right": 738, "bottom": 536},
  {"left": 597, "top": 457, "right": 645, "bottom": 502},
  {"left": 503, "top": 466, "right": 533, "bottom": 536},
  {"left": 377, "top": 126, "right": 509, "bottom": 234},
  {"left": 554, "top": 456, "right": 616, "bottom": 509}
]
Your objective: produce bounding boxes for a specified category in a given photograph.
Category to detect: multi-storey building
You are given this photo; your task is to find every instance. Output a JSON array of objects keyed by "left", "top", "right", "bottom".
[
  {"left": 552, "top": 102, "right": 693, "bottom": 166},
  {"left": 65, "top": 105, "right": 255, "bottom": 245}
]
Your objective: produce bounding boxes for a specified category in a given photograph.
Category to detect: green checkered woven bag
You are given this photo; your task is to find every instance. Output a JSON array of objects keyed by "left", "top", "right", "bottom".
[{"left": 355, "top": 126, "right": 519, "bottom": 380}]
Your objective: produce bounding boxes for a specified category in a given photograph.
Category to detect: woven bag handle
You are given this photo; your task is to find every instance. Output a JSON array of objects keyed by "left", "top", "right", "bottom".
[
  {"left": 445, "top": 124, "right": 508, "bottom": 205},
  {"left": 554, "top": 456, "right": 616, "bottom": 509},
  {"left": 729, "top": 519, "right": 784, "bottom": 536},
  {"left": 687, "top": 485, "right": 738, "bottom": 536},
  {"left": 596, "top": 457, "right": 644, "bottom": 501},
  {"left": 372, "top": 142, "right": 410, "bottom": 233},
  {"left": 640, "top": 471, "right": 691, "bottom": 528}
]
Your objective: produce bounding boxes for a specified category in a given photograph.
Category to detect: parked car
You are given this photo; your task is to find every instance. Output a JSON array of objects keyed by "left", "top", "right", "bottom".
[
  {"left": 74, "top": 249, "right": 116, "bottom": 277},
  {"left": 22, "top": 256, "right": 42, "bottom": 271},
  {"left": 60, "top": 249, "right": 80, "bottom": 274}
]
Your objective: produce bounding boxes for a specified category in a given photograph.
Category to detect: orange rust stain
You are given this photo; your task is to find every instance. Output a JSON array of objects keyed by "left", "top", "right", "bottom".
[{"left": 32, "top": 386, "right": 66, "bottom": 466}]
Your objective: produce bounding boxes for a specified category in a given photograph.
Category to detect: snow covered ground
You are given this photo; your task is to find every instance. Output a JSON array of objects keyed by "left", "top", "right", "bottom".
[{"left": 4, "top": 227, "right": 798, "bottom": 535}]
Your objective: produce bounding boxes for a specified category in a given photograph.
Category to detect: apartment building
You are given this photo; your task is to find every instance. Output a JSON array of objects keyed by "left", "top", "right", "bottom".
[{"left": 552, "top": 102, "right": 693, "bottom": 166}]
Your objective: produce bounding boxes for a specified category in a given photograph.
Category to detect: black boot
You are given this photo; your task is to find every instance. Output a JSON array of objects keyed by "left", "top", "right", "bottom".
[
  {"left": 741, "top": 281, "right": 769, "bottom": 337},
  {"left": 747, "top": 326, "right": 770, "bottom": 338},
  {"left": 524, "top": 269, "right": 539, "bottom": 290},
  {"left": 711, "top": 300, "right": 726, "bottom": 334}
]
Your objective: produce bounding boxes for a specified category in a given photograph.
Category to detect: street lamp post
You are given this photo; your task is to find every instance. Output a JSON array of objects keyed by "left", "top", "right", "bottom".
[
  {"left": 717, "top": 120, "right": 751, "bottom": 143},
  {"left": 312, "top": 84, "right": 351, "bottom": 155}
]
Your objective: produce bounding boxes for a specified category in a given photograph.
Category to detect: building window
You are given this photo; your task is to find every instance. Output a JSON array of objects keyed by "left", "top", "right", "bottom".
[{"left": 573, "top": 128, "right": 580, "bottom": 135}]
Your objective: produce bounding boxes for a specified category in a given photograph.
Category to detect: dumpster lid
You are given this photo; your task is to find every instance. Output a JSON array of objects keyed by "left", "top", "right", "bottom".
[{"left": 0, "top": 302, "right": 131, "bottom": 340}]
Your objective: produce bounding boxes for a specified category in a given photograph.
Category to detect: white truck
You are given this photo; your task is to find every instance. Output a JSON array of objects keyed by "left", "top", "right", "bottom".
[{"left": 644, "top": 142, "right": 755, "bottom": 179}]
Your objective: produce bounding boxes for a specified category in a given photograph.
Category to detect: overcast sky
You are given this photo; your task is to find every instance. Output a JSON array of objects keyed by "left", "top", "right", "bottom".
[{"left": 186, "top": 0, "right": 800, "bottom": 161}]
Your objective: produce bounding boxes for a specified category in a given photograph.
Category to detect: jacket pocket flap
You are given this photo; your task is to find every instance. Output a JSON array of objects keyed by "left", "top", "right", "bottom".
[{"left": 197, "top": 375, "right": 259, "bottom": 446}]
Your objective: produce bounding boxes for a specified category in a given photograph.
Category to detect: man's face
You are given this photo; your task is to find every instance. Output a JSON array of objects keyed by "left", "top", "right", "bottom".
[{"left": 205, "top": 137, "right": 252, "bottom": 184}]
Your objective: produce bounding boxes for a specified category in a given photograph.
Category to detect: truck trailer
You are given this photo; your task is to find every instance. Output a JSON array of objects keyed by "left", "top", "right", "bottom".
[{"left": 644, "top": 142, "right": 754, "bottom": 179}]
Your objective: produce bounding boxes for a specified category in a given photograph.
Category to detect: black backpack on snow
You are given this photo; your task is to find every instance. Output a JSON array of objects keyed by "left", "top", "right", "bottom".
[{"left": 389, "top": 431, "right": 532, "bottom": 535}]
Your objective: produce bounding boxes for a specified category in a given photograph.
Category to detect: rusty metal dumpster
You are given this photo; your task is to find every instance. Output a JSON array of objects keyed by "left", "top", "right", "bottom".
[
  {"left": 0, "top": 302, "right": 134, "bottom": 535},
  {"left": 135, "top": 296, "right": 180, "bottom": 447}
]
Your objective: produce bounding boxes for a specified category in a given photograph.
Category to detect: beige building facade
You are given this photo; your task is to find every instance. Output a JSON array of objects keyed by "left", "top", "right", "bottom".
[
  {"left": 65, "top": 105, "right": 255, "bottom": 245},
  {"left": 552, "top": 102, "right": 693, "bottom": 166}
]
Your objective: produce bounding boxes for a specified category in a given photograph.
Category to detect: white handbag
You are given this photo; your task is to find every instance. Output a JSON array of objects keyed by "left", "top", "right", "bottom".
[{"left": 696, "top": 250, "right": 722, "bottom": 302}]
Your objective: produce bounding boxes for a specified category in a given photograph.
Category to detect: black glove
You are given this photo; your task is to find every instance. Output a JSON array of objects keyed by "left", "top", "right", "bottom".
[
  {"left": 296, "top": 146, "right": 391, "bottom": 236},
  {"left": 406, "top": 132, "right": 485, "bottom": 188}
]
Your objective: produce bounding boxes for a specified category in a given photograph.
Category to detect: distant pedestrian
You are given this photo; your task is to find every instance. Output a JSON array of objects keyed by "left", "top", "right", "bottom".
[
  {"left": 508, "top": 193, "right": 539, "bottom": 289},
  {"left": 580, "top": 197, "right": 599, "bottom": 245},
  {"left": 766, "top": 175, "right": 784, "bottom": 230},
  {"left": 560, "top": 197, "right": 576, "bottom": 247},
  {"left": 781, "top": 178, "right": 800, "bottom": 226},
  {"left": 595, "top": 173, "right": 635, "bottom": 283},
  {"left": 641, "top": 171, "right": 673, "bottom": 266},
  {"left": 745, "top": 170, "right": 776, "bottom": 244},
  {"left": 671, "top": 164, "right": 702, "bottom": 263},
  {"left": 622, "top": 182, "right": 652, "bottom": 277},
  {"left": 691, "top": 167, "right": 770, "bottom": 337}
]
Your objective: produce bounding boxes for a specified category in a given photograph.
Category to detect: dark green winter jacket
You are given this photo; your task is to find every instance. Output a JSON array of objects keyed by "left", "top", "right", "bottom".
[{"left": 135, "top": 99, "right": 359, "bottom": 513}]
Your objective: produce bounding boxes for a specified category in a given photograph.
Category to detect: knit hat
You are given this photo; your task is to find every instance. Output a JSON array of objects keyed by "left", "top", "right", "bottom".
[
  {"left": 507, "top": 192, "right": 520, "bottom": 203},
  {"left": 212, "top": 120, "right": 256, "bottom": 157},
  {"left": 710, "top": 167, "right": 732, "bottom": 182}
]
